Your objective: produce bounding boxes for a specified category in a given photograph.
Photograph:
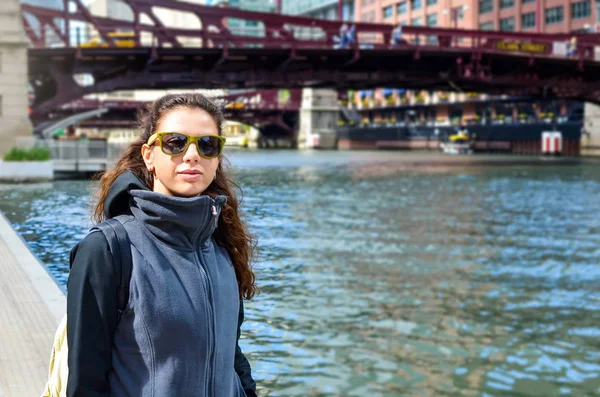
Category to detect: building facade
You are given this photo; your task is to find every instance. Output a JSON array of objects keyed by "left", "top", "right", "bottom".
[
  {"left": 355, "top": 0, "right": 597, "bottom": 33},
  {"left": 282, "top": 0, "right": 354, "bottom": 21}
]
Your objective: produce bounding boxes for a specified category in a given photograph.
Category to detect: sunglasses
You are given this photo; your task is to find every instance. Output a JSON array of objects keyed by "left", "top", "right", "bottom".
[{"left": 147, "top": 132, "right": 226, "bottom": 159}]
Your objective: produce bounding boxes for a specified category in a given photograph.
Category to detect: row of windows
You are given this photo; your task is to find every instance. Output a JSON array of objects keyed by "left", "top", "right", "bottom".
[
  {"left": 381, "top": 12, "right": 438, "bottom": 26},
  {"left": 481, "top": 13, "right": 544, "bottom": 31},
  {"left": 384, "top": 0, "right": 440, "bottom": 18},
  {"left": 544, "top": 1, "right": 592, "bottom": 22},
  {"left": 384, "top": 1, "right": 590, "bottom": 25},
  {"left": 388, "top": 0, "right": 442, "bottom": 17},
  {"left": 480, "top": 6, "right": 589, "bottom": 31},
  {"left": 479, "top": 0, "right": 590, "bottom": 19}
]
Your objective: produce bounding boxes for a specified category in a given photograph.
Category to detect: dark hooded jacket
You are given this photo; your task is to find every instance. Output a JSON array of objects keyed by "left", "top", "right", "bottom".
[{"left": 66, "top": 171, "right": 257, "bottom": 397}]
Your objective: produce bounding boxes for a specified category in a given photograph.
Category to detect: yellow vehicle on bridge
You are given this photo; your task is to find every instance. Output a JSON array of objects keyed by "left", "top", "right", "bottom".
[
  {"left": 225, "top": 101, "right": 245, "bottom": 110},
  {"left": 80, "top": 31, "right": 136, "bottom": 48}
]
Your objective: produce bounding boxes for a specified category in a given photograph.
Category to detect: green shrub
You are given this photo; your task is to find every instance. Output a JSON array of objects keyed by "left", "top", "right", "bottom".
[{"left": 3, "top": 147, "right": 51, "bottom": 161}]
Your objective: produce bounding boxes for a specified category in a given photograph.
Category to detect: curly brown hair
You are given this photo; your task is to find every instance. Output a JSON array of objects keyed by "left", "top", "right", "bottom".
[{"left": 93, "top": 93, "right": 257, "bottom": 300}]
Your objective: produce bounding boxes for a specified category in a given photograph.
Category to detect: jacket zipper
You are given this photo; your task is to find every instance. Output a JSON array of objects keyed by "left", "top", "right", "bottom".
[{"left": 195, "top": 200, "right": 218, "bottom": 397}]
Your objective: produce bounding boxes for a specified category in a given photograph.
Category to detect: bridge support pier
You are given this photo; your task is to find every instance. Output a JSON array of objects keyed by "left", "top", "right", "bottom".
[
  {"left": 297, "top": 89, "right": 339, "bottom": 150},
  {"left": 0, "top": 0, "right": 33, "bottom": 155},
  {"left": 583, "top": 103, "right": 600, "bottom": 157}
]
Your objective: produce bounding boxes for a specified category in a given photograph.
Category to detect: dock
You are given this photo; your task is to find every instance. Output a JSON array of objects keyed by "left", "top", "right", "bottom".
[{"left": 0, "top": 212, "right": 65, "bottom": 397}]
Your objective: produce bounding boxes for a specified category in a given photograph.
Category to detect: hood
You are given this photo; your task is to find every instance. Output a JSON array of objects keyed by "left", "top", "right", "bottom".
[
  {"left": 104, "top": 170, "right": 148, "bottom": 219},
  {"left": 105, "top": 170, "right": 227, "bottom": 250}
]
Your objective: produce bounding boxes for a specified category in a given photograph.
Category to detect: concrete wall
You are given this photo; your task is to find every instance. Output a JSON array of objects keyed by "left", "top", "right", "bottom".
[
  {"left": 583, "top": 103, "right": 600, "bottom": 157},
  {"left": 0, "top": 160, "right": 54, "bottom": 182},
  {"left": 0, "top": 0, "right": 33, "bottom": 156},
  {"left": 297, "top": 89, "right": 339, "bottom": 149}
]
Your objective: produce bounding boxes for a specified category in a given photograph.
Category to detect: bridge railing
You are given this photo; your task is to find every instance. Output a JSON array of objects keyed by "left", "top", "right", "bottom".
[
  {"left": 57, "top": 90, "right": 303, "bottom": 114},
  {"left": 21, "top": 1, "right": 600, "bottom": 61}
]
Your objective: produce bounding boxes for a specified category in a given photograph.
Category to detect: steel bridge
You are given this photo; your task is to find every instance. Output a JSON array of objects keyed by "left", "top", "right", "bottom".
[{"left": 21, "top": 0, "right": 600, "bottom": 118}]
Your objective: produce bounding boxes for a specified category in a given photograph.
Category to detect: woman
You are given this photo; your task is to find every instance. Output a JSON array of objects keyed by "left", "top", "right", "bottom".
[{"left": 66, "top": 93, "right": 257, "bottom": 396}]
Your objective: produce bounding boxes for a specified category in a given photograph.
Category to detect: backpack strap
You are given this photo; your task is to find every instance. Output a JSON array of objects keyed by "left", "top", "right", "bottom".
[{"left": 93, "top": 217, "right": 132, "bottom": 316}]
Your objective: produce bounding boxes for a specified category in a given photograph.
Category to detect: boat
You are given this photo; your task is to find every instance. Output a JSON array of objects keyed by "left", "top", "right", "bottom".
[
  {"left": 440, "top": 129, "right": 473, "bottom": 155},
  {"left": 223, "top": 134, "right": 249, "bottom": 148}
]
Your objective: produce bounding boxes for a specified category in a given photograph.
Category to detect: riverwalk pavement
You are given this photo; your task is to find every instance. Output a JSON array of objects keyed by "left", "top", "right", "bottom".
[{"left": 0, "top": 212, "right": 65, "bottom": 397}]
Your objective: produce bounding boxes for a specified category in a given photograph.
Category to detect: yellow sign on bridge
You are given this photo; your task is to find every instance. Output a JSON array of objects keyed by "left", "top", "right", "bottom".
[{"left": 495, "top": 41, "right": 548, "bottom": 54}]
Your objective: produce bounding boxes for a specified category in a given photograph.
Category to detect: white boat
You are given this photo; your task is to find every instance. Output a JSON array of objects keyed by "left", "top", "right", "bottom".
[
  {"left": 441, "top": 130, "right": 473, "bottom": 155},
  {"left": 440, "top": 142, "right": 473, "bottom": 155},
  {"left": 223, "top": 134, "right": 249, "bottom": 148}
]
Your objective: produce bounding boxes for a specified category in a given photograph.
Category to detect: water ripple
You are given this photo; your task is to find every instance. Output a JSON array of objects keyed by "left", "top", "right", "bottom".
[{"left": 1, "top": 152, "right": 599, "bottom": 396}]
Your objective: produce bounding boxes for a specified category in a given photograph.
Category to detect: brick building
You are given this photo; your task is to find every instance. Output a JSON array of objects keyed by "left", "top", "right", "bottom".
[{"left": 355, "top": 0, "right": 597, "bottom": 33}]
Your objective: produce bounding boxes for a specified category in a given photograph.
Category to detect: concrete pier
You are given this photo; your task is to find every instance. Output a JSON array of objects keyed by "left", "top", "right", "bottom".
[
  {"left": 297, "top": 89, "right": 339, "bottom": 150},
  {"left": 0, "top": 0, "right": 33, "bottom": 156},
  {"left": 0, "top": 212, "right": 65, "bottom": 397},
  {"left": 583, "top": 103, "right": 600, "bottom": 157}
]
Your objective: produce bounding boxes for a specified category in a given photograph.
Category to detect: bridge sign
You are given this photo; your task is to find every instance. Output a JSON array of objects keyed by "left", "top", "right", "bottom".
[{"left": 495, "top": 41, "right": 549, "bottom": 54}]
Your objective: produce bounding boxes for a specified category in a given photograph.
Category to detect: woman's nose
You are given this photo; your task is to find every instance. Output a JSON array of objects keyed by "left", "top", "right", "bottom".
[{"left": 182, "top": 143, "right": 200, "bottom": 162}]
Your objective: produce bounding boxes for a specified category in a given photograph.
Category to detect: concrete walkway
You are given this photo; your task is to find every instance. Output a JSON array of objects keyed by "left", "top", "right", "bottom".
[{"left": 0, "top": 212, "right": 65, "bottom": 397}]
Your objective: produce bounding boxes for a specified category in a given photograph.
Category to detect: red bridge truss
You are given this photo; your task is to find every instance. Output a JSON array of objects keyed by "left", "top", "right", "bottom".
[
  {"left": 21, "top": 0, "right": 600, "bottom": 116},
  {"left": 46, "top": 89, "right": 302, "bottom": 133}
]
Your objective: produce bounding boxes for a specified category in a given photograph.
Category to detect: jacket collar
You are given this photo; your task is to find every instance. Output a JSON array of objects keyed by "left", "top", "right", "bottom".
[{"left": 129, "top": 189, "right": 227, "bottom": 251}]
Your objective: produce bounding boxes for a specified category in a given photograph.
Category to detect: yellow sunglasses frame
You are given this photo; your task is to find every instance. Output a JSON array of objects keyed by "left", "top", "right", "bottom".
[{"left": 147, "top": 132, "right": 226, "bottom": 159}]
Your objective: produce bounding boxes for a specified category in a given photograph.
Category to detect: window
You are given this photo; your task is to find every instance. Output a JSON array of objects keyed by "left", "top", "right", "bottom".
[
  {"left": 545, "top": 6, "right": 563, "bottom": 24},
  {"left": 500, "top": 0, "right": 514, "bottom": 9},
  {"left": 499, "top": 16, "right": 515, "bottom": 31},
  {"left": 361, "top": 11, "right": 376, "bottom": 22},
  {"left": 522, "top": 12, "right": 536, "bottom": 29},
  {"left": 522, "top": 0, "right": 535, "bottom": 3},
  {"left": 571, "top": 1, "right": 591, "bottom": 19},
  {"left": 479, "top": 21, "right": 494, "bottom": 30},
  {"left": 411, "top": 0, "right": 422, "bottom": 11},
  {"left": 411, "top": 17, "right": 422, "bottom": 26},
  {"left": 397, "top": 2, "right": 407, "bottom": 14},
  {"left": 383, "top": 5, "right": 393, "bottom": 18},
  {"left": 479, "top": 0, "right": 492, "bottom": 14},
  {"left": 426, "top": 0, "right": 437, "bottom": 5},
  {"left": 426, "top": 13, "right": 437, "bottom": 26}
]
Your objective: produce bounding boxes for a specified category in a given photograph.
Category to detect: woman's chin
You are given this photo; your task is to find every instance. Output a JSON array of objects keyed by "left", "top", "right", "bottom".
[{"left": 172, "top": 182, "right": 208, "bottom": 198}]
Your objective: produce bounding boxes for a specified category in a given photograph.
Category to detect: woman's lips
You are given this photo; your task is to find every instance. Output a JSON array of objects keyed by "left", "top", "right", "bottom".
[{"left": 178, "top": 169, "right": 203, "bottom": 181}]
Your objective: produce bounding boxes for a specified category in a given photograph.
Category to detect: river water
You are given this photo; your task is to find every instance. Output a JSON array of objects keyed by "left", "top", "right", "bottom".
[{"left": 1, "top": 151, "right": 599, "bottom": 397}]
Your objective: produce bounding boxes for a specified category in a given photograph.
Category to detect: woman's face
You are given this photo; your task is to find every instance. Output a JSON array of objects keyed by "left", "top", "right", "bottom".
[{"left": 141, "top": 107, "right": 220, "bottom": 197}]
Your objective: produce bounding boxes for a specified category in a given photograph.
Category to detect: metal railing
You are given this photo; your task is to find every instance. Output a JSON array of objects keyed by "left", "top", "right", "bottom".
[{"left": 15, "top": 137, "right": 113, "bottom": 172}]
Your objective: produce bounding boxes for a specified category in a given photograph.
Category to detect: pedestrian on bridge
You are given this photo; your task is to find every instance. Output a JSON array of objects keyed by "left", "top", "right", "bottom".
[
  {"left": 65, "top": 93, "right": 258, "bottom": 397},
  {"left": 334, "top": 24, "right": 349, "bottom": 49},
  {"left": 391, "top": 23, "right": 403, "bottom": 47}
]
